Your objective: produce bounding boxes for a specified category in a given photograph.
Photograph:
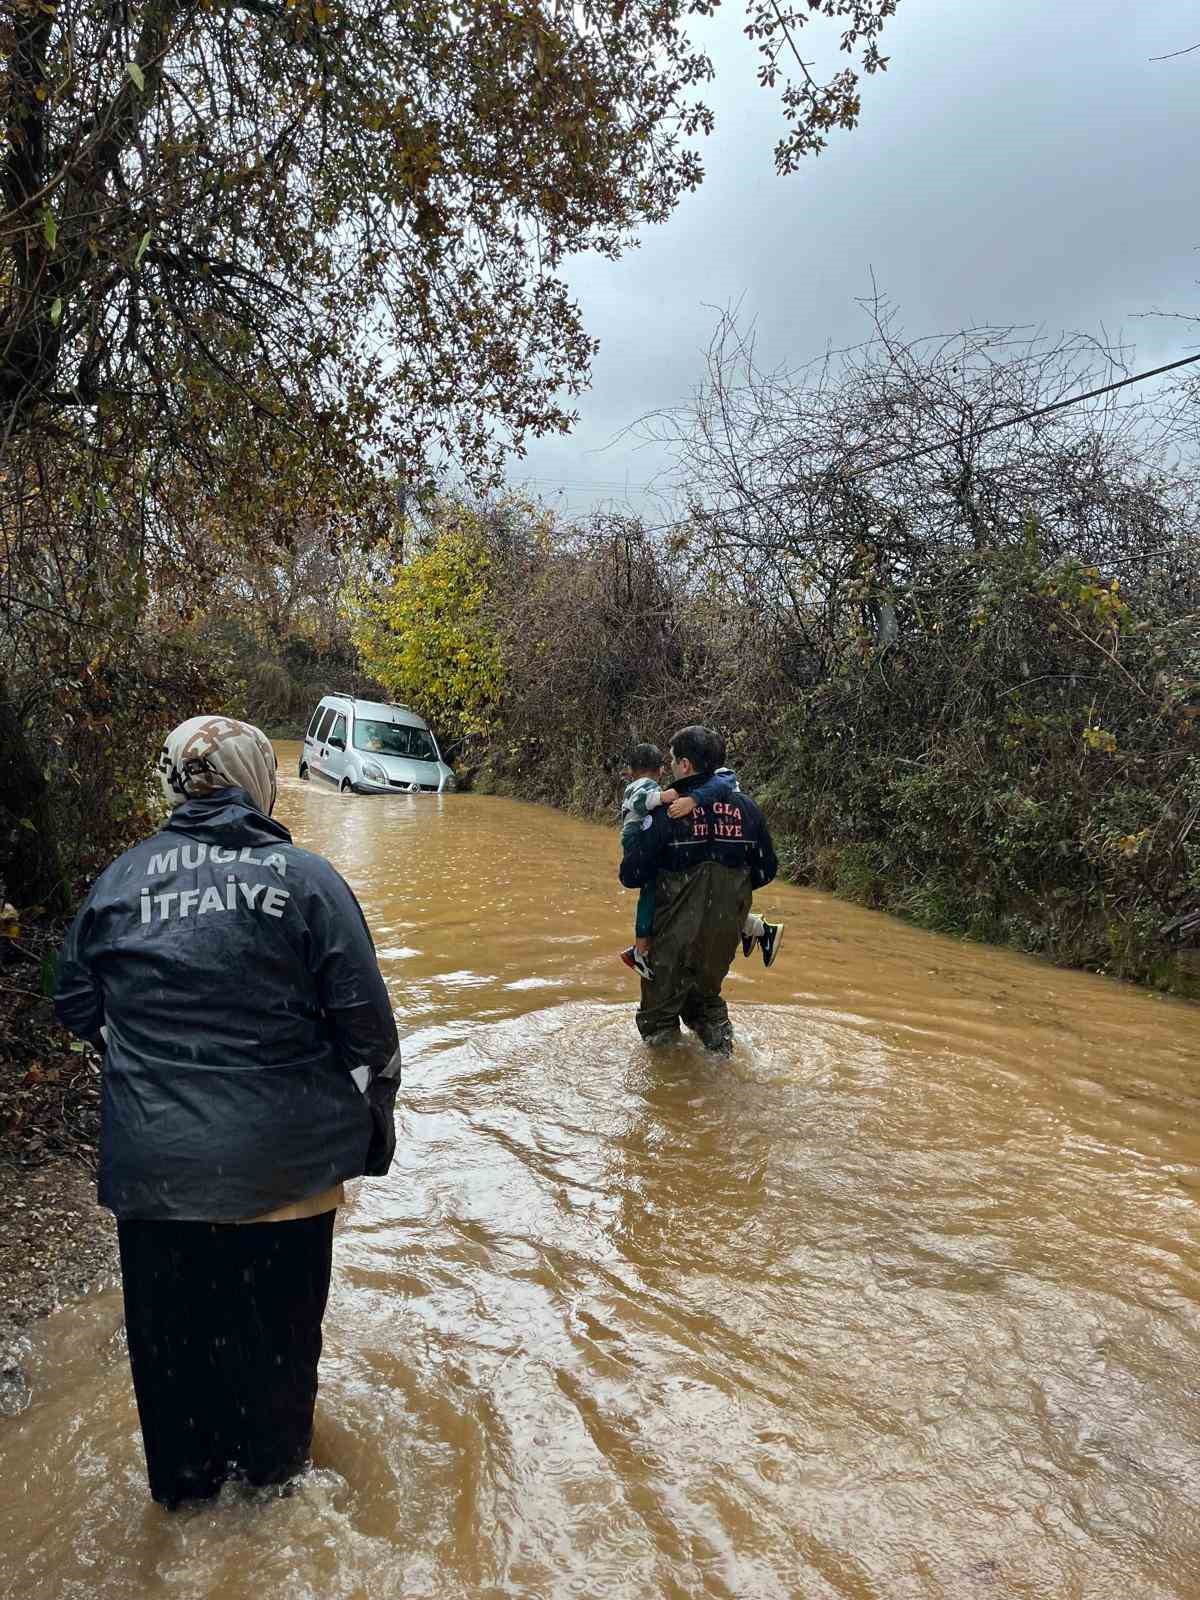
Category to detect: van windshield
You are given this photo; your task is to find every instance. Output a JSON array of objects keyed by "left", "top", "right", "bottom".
[{"left": 353, "top": 719, "right": 439, "bottom": 762}]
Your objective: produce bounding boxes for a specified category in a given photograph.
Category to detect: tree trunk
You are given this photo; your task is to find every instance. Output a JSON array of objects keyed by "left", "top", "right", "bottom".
[{"left": 0, "top": 678, "right": 69, "bottom": 913}]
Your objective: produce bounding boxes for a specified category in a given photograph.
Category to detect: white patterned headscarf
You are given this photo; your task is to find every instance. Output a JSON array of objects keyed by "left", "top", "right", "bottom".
[{"left": 157, "top": 715, "right": 278, "bottom": 815}]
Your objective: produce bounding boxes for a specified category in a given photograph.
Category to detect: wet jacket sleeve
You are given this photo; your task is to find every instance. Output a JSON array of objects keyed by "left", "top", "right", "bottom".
[
  {"left": 687, "top": 773, "right": 735, "bottom": 809},
  {"left": 302, "top": 860, "right": 401, "bottom": 1175},
  {"left": 619, "top": 808, "right": 669, "bottom": 889},
  {"left": 53, "top": 900, "right": 105, "bottom": 1045},
  {"left": 304, "top": 861, "right": 400, "bottom": 1084},
  {"left": 751, "top": 811, "right": 779, "bottom": 889}
]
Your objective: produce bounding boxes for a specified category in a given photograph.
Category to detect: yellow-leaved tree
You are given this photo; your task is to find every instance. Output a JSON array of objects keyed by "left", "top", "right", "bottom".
[{"left": 351, "top": 504, "right": 504, "bottom": 749}]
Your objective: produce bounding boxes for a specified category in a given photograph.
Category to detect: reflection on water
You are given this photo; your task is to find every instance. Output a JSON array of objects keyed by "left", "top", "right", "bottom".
[{"left": 3, "top": 743, "right": 1200, "bottom": 1598}]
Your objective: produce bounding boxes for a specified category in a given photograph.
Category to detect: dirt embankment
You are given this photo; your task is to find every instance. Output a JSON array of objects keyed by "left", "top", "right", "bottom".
[{"left": 0, "top": 926, "right": 117, "bottom": 1414}]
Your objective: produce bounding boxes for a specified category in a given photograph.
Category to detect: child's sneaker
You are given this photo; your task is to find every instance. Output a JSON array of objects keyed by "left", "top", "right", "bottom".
[
  {"left": 620, "top": 946, "right": 654, "bottom": 981},
  {"left": 741, "top": 929, "right": 756, "bottom": 958},
  {"left": 759, "top": 921, "right": 784, "bottom": 969}
]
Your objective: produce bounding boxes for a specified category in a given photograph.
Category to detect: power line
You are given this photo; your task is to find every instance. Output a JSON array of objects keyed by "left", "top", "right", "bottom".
[
  {"left": 1150, "top": 40, "right": 1200, "bottom": 61},
  {"left": 849, "top": 349, "right": 1200, "bottom": 479},
  {"left": 634, "top": 347, "right": 1200, "bottom": 536}
]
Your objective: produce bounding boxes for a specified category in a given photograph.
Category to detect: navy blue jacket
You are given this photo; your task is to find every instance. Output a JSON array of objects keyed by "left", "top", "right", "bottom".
[
  {"left": 54, "top": 789, "right": 401, "bottom": 1221},
  {"left": 619, "top": 771, "right": 778, "bottom": 891}
]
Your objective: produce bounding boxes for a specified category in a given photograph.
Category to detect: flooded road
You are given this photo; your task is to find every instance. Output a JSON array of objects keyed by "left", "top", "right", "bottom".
[{"left": 4, "top": 740, "right": 1200, "bottom": 1599}]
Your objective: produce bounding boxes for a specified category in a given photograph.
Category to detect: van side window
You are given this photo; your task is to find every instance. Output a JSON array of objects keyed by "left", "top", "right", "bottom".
[
  {"left": 306, "top": 706, "right": 324, "bottom": 739},
  {"left": 329, "top": 713, "right": 347, "bottom": 747},
  {"left": 316, "top": 707, "right": 337, "bottom": 742}
]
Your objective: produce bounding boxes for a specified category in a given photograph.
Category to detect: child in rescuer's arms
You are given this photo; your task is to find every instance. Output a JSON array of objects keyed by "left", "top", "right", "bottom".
[{"left": 618, "top": 741, "right": 783, "bottom": 980}]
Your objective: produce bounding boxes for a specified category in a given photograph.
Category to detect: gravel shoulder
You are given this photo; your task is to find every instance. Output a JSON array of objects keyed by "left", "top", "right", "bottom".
[
  {"left": 0, "top": 1154, "right": 117, "bottom": 1414},
  {"left": 1, "top": 927, "right": 117, "bottom": 1414}
]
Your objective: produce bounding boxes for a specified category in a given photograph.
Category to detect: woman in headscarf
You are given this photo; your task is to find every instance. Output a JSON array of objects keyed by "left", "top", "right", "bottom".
[{"left": 54, "top": 715, "right": 401, "bottom": 1508}]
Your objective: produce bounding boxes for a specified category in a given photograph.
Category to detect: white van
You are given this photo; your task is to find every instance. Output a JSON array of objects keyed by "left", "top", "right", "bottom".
[{"left": 300, "top": 695, "right": 456, "bottom": 794}]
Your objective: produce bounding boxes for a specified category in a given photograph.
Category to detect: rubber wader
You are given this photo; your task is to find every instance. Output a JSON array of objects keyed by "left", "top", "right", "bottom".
[{"left": 636, "top": 860, "right": 752, "bottom": 1051}]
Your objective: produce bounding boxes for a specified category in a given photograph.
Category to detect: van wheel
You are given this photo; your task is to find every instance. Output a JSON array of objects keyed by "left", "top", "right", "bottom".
[
  {"left": 299, "top": 763, "right": 309, "bottom": 781},
  {"left": 340, "top": 779, "right": 353, "bottom": 794}
]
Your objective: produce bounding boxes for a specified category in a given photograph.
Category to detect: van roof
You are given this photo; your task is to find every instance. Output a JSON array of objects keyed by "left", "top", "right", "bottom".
[{"left": 326, "top": 695, "right": 428, "bottom": 728}]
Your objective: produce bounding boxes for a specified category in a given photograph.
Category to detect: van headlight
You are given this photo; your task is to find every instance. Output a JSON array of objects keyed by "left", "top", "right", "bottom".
[
  {"left": 361, "top": 760, "right": 387, "bottom": 785},
  {"left": 441, "top": 772, "right": 456, "bottom": 792}
]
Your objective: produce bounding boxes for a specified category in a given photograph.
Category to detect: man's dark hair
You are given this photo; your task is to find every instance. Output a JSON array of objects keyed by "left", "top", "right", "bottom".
[
  {"left": 669, "top": 725, "right": 714, "bottom": 773},
  {"left": 626, "top": 742, "right": 663, "bottom": 774}
]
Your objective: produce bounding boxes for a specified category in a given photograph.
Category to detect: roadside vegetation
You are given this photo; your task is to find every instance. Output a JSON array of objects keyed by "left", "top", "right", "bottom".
[
  {"left": 1, "top": 0, "right": 895, "bottom": 912},
  {"left": 3, "top": 303, "right": 1198, "bottom": 1049},
  {"left": 359, "top": 310, "right": 1200, "bottom": 996}
]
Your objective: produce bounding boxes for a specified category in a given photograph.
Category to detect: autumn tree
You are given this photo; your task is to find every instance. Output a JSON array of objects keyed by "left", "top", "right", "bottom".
[
  {"left": 0, "top": 0, "right": 901, "bottom": 901},
  {"left": 352, "top": 500, "right": 516, "bottom": 746},
  {"left": 1, "top": 0, "right": 901, "bottom": 472}
]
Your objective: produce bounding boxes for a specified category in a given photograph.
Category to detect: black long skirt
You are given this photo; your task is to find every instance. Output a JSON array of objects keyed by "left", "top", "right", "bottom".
[{"left": 116, "top": 1211, "right": 335, "bottom": 1508}]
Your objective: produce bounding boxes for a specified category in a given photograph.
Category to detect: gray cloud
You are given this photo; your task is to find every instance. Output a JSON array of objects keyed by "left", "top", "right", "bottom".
[{"left": 513, "top": 0, "right": 1200, "bottom": 521}]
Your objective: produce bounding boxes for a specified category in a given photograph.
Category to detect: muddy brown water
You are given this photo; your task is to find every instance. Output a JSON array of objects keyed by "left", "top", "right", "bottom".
[{"left": 4, "top": 741, "right": 1200, "bottom": 1599}]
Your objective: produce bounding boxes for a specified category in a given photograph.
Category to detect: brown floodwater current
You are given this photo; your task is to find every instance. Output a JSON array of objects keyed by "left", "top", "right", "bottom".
[{"left": 4, "top": 741, "right": 1200, "bottom": 1599}]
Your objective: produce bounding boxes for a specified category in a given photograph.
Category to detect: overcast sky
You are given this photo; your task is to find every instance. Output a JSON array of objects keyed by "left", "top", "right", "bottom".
[{"left": 510, "top": 0, "right": 1200, "bottom": 523}]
